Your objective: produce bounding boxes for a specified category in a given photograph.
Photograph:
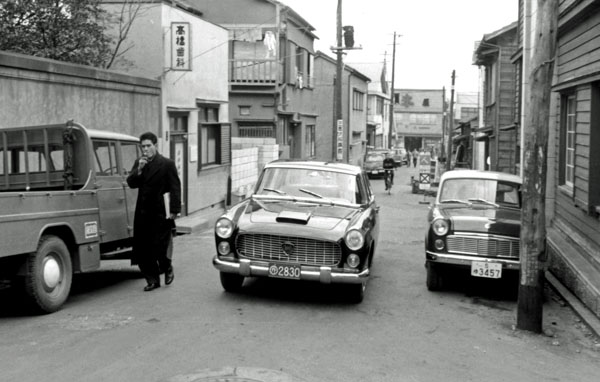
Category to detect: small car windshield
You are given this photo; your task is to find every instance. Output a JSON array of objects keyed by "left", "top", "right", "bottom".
[
  {"left": 256, "top": 167, "right": 361, "bottom": 204},
  {"left": 439, "top": 178, "right": 521, "bottom": 208}
]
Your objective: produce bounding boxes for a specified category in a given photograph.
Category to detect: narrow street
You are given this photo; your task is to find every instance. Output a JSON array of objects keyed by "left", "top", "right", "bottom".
[{"left": 1, "top": 166, "right": 599, "bottom": 382}]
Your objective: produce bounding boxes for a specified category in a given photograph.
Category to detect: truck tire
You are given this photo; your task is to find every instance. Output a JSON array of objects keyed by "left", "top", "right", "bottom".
[{"left": 24, "top": 235, "right": 73, "bottom": 313}]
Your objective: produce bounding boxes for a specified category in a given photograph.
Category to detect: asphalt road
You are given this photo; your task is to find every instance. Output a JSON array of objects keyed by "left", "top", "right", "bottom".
[{"left": 1, "top": 165, "right": 599, "bottom": 382}]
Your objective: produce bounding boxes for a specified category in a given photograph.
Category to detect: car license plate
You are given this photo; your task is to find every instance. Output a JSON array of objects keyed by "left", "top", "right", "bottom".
[
  {"left": 268, "top": 263, "right": 301, "bottom": 279},
  {"left": 471, "top": 261, "right": 502, "bottom": 279},
  {"left": 372, "top": 170, "right": 379, "bottom": 174}
]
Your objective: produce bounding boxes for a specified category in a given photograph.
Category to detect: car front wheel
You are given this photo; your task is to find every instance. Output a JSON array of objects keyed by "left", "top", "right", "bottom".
[
  {"left": 426, "top": 261, "right": 443, "bottom": 291},
  {"left": 348, "top": 282, "right": 366, "bottom": 303},
  {"left": 219, "top": 272, "right": 244, "bottom": 292}
]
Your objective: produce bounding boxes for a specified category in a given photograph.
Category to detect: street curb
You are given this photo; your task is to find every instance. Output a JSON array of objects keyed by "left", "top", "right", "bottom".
[{"left": 546, "top": 270, "right": 600, "bottom": 338}]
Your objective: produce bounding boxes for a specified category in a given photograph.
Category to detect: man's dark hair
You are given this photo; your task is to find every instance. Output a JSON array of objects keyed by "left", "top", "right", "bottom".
[{"left": 139, "top": 132, "right": 158, "bottom": 144}]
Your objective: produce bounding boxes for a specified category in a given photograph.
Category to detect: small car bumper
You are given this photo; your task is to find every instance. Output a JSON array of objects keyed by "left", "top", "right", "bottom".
[
  {"left": 213, "top": 256, "right": 369, "bottom": 284},
  {"left": 425, "top": 251, "right": 521, "bottom": 270}
]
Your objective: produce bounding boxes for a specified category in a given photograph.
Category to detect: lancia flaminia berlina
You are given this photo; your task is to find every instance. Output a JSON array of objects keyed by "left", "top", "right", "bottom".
[
  {"left": 424, "top": 170, "right": 522, "bottom": 291},
  {"left": 213, "top": 161, "right": 379, "bottom": 302}
]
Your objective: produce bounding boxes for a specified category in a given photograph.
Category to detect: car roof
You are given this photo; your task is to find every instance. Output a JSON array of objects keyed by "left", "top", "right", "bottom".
[
  {"left": 265, "top": 160, "right": 362, "bottom": 175},
  {"left": 440, "top": 169, "right": 522, "bottom": 184}
]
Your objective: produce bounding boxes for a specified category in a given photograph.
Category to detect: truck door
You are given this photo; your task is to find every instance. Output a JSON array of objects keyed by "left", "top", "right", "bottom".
[{"left": 93, "top": 139, "right": 130, "bottom": 243}]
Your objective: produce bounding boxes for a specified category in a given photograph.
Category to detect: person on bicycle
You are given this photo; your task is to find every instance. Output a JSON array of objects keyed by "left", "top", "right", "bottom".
[{"left": 383, "top": 152, "right": 396, "bottom": 190}]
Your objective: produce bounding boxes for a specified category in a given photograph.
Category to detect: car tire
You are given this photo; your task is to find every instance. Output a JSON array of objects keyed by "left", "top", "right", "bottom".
[
  {"left": 219, "top": 272, "right": 244, "bottom": 292},
  {"left": 24, "top": 235, "right": 73, "bottom": 313},
  {"left": 426, "top": 261, "right": 443, "bottom": 291},
  {"left": 348, "top": 282, "right": 366, "bottom": 303}
]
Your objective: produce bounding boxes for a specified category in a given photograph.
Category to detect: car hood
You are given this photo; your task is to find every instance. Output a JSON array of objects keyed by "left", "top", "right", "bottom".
[
  {"left": 237, "top": 199, "right": 359, "bottom": 238},
  {"left": 440, "top": 207, "right": 521, "bottom": 237}
]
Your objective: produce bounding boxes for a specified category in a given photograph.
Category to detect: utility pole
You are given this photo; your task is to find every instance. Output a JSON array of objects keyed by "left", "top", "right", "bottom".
[
  {"left": 517, "top": 0, "right": 558, "bottom": 333},
  {"left": 388, "top": 31, "right": 397, "bottom": 149},
  {"left": 445, "top": 70, "right": 455, "bottom": 171},
  {"left": 332, "top": 0, "right": 343, "bottom": 161},
  {"left": 441, "top": 86, "right": 446, "bottom": 161}
]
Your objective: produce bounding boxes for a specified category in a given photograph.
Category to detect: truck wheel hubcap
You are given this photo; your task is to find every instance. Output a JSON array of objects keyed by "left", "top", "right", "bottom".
[{"left": 43, "top": 256, "right": 61, "bottom": 289}]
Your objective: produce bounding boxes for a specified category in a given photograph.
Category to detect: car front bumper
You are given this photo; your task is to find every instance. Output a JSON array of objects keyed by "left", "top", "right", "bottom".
[
  {"left": 213, "top": 256, "right": 369, "bottom": 284},
  {"left": 425, "top": 251, "right": 521, "bottom": 270}
]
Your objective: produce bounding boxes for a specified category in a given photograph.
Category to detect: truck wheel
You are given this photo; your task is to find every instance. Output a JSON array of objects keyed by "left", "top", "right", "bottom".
[
  {"left": 426, "top": 261, "right": 443, "bottom": 291},
  {"left": 24, "top": 235, "right": 73, "bottom": 313},
  {"left": 219, "top": 272, "right": 244, "bottom": 292}
]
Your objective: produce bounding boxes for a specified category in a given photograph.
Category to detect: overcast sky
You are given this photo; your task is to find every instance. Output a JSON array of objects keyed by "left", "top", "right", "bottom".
[{"left": 282, "top": 0, "right": 518, "bottom": 93}]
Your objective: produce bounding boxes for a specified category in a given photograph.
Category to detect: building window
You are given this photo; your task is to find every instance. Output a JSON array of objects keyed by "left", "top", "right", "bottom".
[
  {"left": 198, "top": 105, "right": 221, "bottom": 166},
  {"left": 560, "top": 94, "right": 576, "bottom": 189},
  {"left": 353, "top": 90, "right": 364, "bottom": 111},
  {"left": 305, "top": 125, "right": 315, "bottom": 157},
  {"left": 394, "top": 93, "right": 400, "bottom": 104},
  {"left": 422, "top": 98, "right": 430, "bottom": 107},
  {"left": 169, "top": 113, "right": 188, "bottom": 132},
  {"left": 239, "top": 106, "right": 251, "bottom": 116},
  {"left": 376, "top": 98, "right": 384, "bottom": 114}
]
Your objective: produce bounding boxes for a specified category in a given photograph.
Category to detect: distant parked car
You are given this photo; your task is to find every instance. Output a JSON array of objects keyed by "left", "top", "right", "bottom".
[
  {"left": 363, "top": 152, "right": 386, "bottom": 178},
  {"left": 213, "top": 160, "right": 380, "bottom": 303},
  {"left": 424, "top": 170, "right": 522, "bottom": 291},
  {"left": 392, "top": 148, "right": 408, "bottom": 166}
]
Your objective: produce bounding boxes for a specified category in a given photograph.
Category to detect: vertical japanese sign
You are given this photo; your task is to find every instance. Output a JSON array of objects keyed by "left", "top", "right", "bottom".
[
  {"left": 171, "top": 22, "right": 190, "bottom": 70},
  {"left": 336, "top": 119, "right": 344, "bottom": 161}
]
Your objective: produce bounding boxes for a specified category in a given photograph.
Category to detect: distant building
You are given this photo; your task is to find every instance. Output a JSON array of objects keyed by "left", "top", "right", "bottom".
[
  {"left": 392, "top": 89, "right": 444, "bottom": 153},
  {"left": 313, "top": 52, "right": 370, "bottom": 164}
]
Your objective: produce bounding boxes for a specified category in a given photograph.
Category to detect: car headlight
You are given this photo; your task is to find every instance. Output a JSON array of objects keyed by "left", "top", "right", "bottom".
[
  {"left": 432, "top": 219, "right": 449, "bottom": 236},
  {"left": 215, "top": 217, "right": 234, "bottom": 238},
  {"left": 345, "top": 229, "right": 364, "bottom": 251}
]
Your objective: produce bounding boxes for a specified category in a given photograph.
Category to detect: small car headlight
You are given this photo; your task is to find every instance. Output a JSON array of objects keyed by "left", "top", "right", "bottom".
[
  {"left": 215, "top": 218, "right": 234, "bottom": 238},
  {"left": 217, "top": 241, "right": 230, "bottom": 255},
  {"left": 434, "top": 239, "right": 445, "bottom": 251},
  {"left": 346, "top": 253, "right": 360, "bottom": 268},
  {"left": 432, "top": 219, "right": 449, "bottom": 236},
  {"left": 345, "top": 230, "right": 364, "bottom": 251}
]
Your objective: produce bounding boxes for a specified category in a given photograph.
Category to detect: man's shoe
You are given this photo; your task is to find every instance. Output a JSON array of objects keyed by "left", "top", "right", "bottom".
[
  {"left": 143, "top": 282, "right": 160, "bottom": 291},
  {"left": 165, "top": 266, "right": 174, "bottom": 285}
]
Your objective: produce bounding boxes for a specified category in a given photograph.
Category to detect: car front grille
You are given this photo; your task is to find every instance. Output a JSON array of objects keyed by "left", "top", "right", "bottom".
[
  {"left": 446, "top": 234, "right": 520, "bottom": 258},
  {"left": 236, "top": 233, "right": 342, "bottom": 266}
]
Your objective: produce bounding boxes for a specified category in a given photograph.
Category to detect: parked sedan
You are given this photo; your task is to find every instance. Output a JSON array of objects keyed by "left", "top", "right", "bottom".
[
  {"left": 424, "top": 170, "right": 522, "bottom": 290},
  {"left": 363, "top": 152, "right": 386, "bottom": 178},
  {"left": 213, "top": 161, "right": 380, "bottom": 302}
]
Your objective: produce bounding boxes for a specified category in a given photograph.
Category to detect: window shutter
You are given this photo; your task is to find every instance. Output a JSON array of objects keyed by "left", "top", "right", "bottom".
[{"left": 221, "top": 123, "right": 231, "bottom": 165}]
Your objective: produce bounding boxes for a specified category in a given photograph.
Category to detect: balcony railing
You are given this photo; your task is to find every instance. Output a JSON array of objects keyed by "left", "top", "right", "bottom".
[{"left": 230, "top": 58, "right": 281, "bottom": 84}]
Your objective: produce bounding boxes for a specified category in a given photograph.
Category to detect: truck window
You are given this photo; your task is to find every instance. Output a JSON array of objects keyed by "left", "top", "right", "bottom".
[
  {"left": 120, "top": 141, "right": 140, "bottom": 175},
  {"left": 93, "top": 140, "right": 117, "bottom": 176}
]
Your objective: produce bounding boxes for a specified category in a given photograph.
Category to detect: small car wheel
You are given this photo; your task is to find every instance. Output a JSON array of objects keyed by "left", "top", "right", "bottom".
[
  {"left": 348, "top": 282, "right": 366, "bottom": 303},
  {"left": 426, "top": 261, "right": 443, "bottom": 291},
  {"left": 219, "top": 272, "right": 244, "bottom": 292}
]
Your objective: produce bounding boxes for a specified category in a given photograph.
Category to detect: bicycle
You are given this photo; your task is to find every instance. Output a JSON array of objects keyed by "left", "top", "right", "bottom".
[{"left": 384, "top": 169, "right": 393, "bottom": 194}]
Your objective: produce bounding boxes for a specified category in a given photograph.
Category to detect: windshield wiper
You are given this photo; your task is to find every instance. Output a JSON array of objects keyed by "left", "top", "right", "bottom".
[
  {"left": 440, "top": 199, "right": 471, "bottom": 205},
  {"left": 468, "top": 198, "right": 499, "bottom": 208},
  {"left": 263, "top": 187, "right": 286, "bottom": 195},
  {"left": 299, "top": 188, "right": 323, "bottom": 199}
]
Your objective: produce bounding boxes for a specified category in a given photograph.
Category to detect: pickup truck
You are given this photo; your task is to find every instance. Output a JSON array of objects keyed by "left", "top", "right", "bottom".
[{"left": 0, "top": 121, "right": 144, "bottom": 313}]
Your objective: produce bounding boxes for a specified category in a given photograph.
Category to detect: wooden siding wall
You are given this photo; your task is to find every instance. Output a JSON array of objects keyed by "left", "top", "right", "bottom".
[
  {"left": 553, "top": 3, "right": 600, "bottom": 266},
  {"left": 497, "top": 44, "right": 518, "bottom": 173},
  {"left": 556, "top": 8, "right": 600, "bottom": 84}
]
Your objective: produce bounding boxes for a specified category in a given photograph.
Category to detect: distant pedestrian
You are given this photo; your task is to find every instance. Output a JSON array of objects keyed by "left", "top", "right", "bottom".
[{"left": 412, "top": 148, "right": 418, "bottom": 167}]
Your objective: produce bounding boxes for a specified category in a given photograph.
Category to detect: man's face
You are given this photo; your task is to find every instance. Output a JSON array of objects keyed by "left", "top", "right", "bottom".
[{"left": 140, "top": 139, "right": 157, "bottom": 159}]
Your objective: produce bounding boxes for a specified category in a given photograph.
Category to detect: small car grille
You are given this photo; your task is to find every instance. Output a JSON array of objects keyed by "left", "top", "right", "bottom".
[
  {"left": 236, "top": 234, "right": 342, "bottom": 266},
  {"left": 447, "top": 235, "right": 520, "bottom": 258}
]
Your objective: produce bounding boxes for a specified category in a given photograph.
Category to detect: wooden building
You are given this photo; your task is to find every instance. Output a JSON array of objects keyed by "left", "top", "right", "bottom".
[
  {"left": 544, "top": 0, "right": 600, "bottom": 319},
  {"left": 473, "top": 22, "right": 519, "bottom": 174}
]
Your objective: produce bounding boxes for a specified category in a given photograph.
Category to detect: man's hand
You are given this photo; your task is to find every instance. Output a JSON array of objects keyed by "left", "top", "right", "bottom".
[
  {"left": 169, "top": 213, "right": 178, "bottom": 220},
  {"left": 137, "top": 156, "right": 148, "bottom": 174}
]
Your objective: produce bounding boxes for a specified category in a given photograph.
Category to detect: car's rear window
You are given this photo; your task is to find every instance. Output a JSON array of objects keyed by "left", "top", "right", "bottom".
[{"left": 365, "top": 154, "right": 384, "bottom": 162}]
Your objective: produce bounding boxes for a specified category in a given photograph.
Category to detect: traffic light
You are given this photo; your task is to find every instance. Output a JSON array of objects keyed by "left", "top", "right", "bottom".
[{"left": 343, "top": 25, "right": 354, "bottom": 48}]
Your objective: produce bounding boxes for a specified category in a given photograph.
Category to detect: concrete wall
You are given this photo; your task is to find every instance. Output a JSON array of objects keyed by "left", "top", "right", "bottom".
[{"left": 0, "top": 51, "right": 161, "bottom": 136}]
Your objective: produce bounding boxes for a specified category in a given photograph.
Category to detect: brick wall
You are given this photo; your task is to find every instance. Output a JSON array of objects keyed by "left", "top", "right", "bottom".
[{"left": 231, "top": 137, "right": 279, "bottom": 199}]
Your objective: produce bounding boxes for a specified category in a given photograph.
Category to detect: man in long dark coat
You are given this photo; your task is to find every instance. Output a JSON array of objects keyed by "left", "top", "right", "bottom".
[{"left": 127, "top": 132, "right": 181, "bottom": 291}]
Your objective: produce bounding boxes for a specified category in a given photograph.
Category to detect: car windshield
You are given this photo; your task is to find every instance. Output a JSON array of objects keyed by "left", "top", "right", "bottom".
[
  {"left": 256, "top": 167, "right": 361, "bottom": 204},
  {"left": 439, "top": 178, "right": 521, "bottom": 208}
]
